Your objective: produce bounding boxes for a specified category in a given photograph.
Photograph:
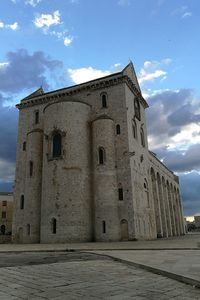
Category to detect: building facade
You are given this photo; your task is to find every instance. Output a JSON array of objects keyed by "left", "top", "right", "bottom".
[
  {"left": 12, "top": 63, "right": 185, "bottom": 243},
  {"left": 0, "top": 192, "right": 13, "bottom": 236}
]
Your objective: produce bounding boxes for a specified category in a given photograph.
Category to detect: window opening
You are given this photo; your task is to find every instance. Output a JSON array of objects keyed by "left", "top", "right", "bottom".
[
  {"left": 116, "top": 124, "right": 121, "bottom": 135},
  {"left": 20, "top": 195, "right": 24, "bottom": 209},
  {"left": 102, "top": 221, "right": 106, "bottom": 233},
  {"left": 53, "top": 133, "right": 62, "bottom": 158},
  {"left": 118, "top": 188, "right": 123, "bottom": 201}
]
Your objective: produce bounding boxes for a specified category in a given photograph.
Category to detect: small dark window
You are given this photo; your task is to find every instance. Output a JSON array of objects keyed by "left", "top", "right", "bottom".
[
  {"left": 20, "top": 195, "right": 24, "bottom": 209},
  {"left": 140, "top": 127, "right": 145, "bottom": 147},
  {"left": 98, "top": 147, "right": 105, "bottom": 164},
  {"left": 116, "top": 124, "right": 121, "bottom": 135},
  {"left": 23, "top": 142, "right": 26, "bottom": 151},
  {"left": 132, "top": 120, "right": 137, "bottom": 139},
  {"left": 134, "top": 98, "right": 141, "bottom": 120},
  {"left": 53, "top": 133, "right": 62, "bottom": 158},
  {"left": 102, "top": 221, "right": 106, "bottom": 233},
  {"left": 2, "top": 201, "right": 7, "bottom": 206},
  {"left": 35, "top": 111, "right": 39, "bottom": 124},
  {"left": 102, "top": 94, "right": 107, "bottom": 108},
  {"left": 2, "top": 211, "right": 6, "bottom": 219},
  {"left": 27, "top": 224, "right": 30, "bottom": 236},
  {"left": 118, "top": 188, "right": 123, "bottom": 201},
  {"left": 52, "top": 218, "right": 57, "bottom": 234},
  {"left": 29, "top": 161, "right": 33, "bottom": 177}
]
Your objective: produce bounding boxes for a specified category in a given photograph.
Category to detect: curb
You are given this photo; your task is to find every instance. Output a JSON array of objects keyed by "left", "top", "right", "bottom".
[{"left": 87, "top": 252, "right": 200, "bottom": 289}]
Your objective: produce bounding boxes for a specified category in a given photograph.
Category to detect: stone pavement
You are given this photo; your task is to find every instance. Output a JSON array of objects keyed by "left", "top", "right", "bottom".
[
  {"left": 0, "top": 233, "right": 200, "bottom": 299},
  {"left": 0, "top": 252, "right": 200, "bottom": 300}
]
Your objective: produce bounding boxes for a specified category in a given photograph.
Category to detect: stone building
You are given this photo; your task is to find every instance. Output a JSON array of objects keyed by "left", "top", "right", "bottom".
[
  {"left": 12, "top": 62, "right": 185, "bottom": 243},
  {"left": 0, "top": 192, "right": 13, "bottom": 236}
]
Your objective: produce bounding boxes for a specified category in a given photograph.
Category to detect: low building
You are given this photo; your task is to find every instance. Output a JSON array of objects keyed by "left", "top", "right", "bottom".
[
  {"left": 194, "top": 216, "right": 200, "bottom": 228},
  {"left": 0, "top": 192, "right": 13, "bottom": 236}
]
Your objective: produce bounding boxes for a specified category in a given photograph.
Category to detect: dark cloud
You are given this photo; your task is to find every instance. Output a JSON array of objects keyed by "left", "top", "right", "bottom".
[
  {"left": 0, "top": 94, "right": 18, "bottom": 162},
  {"left": 168, "top": 103, "right": 200, "bottom": 126},
  {"left": 179, "top": 172, "right": 200, "bottom": 216},
  {"left": 146, "top": 89, "right": 200, "bottom": 147},
  {"left": 0, "top": 49, "right": 63, "bottom": 93},
  {"left": 155, "top": 144, "right": 200, "bottom": 173}
]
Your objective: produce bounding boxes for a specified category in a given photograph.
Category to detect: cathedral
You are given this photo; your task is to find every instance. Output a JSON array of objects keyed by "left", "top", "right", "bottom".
[{"left": 12, "top": 62, "right": 185, "bottom": 243}]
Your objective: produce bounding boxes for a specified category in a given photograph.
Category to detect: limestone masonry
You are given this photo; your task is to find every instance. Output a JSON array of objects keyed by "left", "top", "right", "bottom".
[{"left": 12, "top": 62, "right": 185, "bottom": 243}]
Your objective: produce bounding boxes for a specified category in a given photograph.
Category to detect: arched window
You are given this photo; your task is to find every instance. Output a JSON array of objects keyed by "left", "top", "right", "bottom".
[
  {"left": 118, "top": 188, "right": 123, "bottom": 201},
  {"left": 23, "top": 142, "right": 26, "bottom": 151},
  {"left": 140, "top": 127, "right": 145, "bottom": 147},
  {"left": 116, "top": 124, "right": 121, "bottom": 135},
  {"left": 101, "top": 93, "right": 107, "bottom": 108},
  {"left": 53, "top": 132, "right": 62, "bottom": 158},
  {"left": 102, "top": 221, "right": 106, "bottom": 233},
  {"left": 29, "top": 161, "right": 33, "bottom": 177},
  {"left": 20, "top": 195, "right": 24, "bottom": 209},
  {"left": 51, "top": 218, "right": 57, "bottom": 234},
  {"left": 134, "top": 98, "right": 141, "bottom": 120},
  {"left": 132, "top": 119, "right": 137, "bottom": 139},
  {"left": 35, "top": 111, "right": 39, "bottom": 124},
  {"left": 98, "top": 147, "right": 105, "bottom": 164},
  {"left": 27, "top": 224, "right": 30, "bottom": 236}
]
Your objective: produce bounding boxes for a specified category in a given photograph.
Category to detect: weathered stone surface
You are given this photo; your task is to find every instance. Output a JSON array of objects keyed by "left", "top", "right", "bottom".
[{"left": 12, "top": 62, "right": 185, "bottom": 243}]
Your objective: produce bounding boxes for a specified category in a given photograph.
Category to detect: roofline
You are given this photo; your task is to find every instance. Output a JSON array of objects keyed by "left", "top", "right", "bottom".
[{"left": 21, "top": 71, "right": 122, "bottom": 102}]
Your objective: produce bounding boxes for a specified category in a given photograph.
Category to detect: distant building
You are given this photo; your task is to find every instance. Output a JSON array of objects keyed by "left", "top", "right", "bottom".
[
  {"left": 194, "top": 216, "right": 200, "bottom": 228},
  {"left": 0, "top": 192, "right": 13, "bottom": 235},
  {"left": 12, "top": 62, "right": 185, "bottom": 243}
]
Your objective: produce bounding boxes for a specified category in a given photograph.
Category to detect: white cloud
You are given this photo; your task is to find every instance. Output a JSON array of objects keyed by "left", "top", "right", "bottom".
[
  {"left": 25, "top": 0, "right": 41, "bottom": 6},
  {"left": 64, "top": 37, "right": 73, "bottom": 46},
  {"left": 68, "top": 67, "right": 111, "bottom": 84},
  {"left": 171, "top": 5, "right": 192, "bottom": 19},
  {"left": 34, "top": 11, "right": 61, "bottom": 28},
  {"left": 118, "top": 0, "right": 131, "bottom": 6},
  {"left": 138, "top": 58, "right": 172, "bottom": 85},
  {"left": 139, "top": 69, "right": 167, "bottom": 84},
  {"left": 0, "top": 62, "right": 9, "bottom": 69},
  {"left": 0, "top": 21, "right": 18, "bottom": 30},
  {"left": 181, "top": 12, "right": 192, "bottom": 19}
]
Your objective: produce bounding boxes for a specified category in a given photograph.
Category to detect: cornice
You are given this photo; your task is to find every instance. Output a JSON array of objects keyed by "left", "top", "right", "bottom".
[{"left": 16, "top": 74, "right": 148, "bottom": 109}]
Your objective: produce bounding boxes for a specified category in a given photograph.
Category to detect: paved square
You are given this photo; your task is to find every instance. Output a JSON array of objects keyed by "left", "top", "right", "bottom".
[{"left": 0, "top": 252, "right": 199, "bottom": 299}]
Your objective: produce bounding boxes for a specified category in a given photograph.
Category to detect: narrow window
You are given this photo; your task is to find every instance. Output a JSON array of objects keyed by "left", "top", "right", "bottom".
[
  {"left": 2, "top": 201, "right": 7, "bottom": 206},
  {"left": 2, "top": 211, "right": 6, "bottom": 219},
  {"left": 140, "top": 127, "right": 145, "bottom": 147},
  {"left": 102, "top": 94, "right": 107, "bottom": 108},
  {"left": 132, "top": 120, "right": 137, "bottom": 139},
  {"left": 134, "top": 98, "right": 141, "bottom": 120},
  {"left": 29, "top": 161, "right": 33, "bottom": 177},
  {"left": 27, "top": 224, "right": 30, "bottom": 236},
  {"left": 51, "top": 218, "right": 57, "bottom": 234},
  {"left": 53, "top": 133, "right": 62, "bottom": 158},
  {"left": 102, "top": 221, "right": 106, "bottom": 233},
  {"left": 23, "top": 142, "right": 26, "bottom": 151},
  {"left": 98, "top": 147, "right": 105, "bottom": 164},
  {"left": 35, "top": 111, "right": 39, "bottom": 124},
  {"left": 20, "top": 195, "right": 24, "bottom": 209},
  {"left": 116, "top": 124, "right": 121, "bottom": 135},
  {"left": 118, "top": 188, "right": 123, "bottom": 201}
]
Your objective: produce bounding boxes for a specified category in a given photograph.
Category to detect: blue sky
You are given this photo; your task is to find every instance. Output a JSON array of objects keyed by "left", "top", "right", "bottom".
[{"left": 0, "top": 0, "right": 200, "bottom": 218}]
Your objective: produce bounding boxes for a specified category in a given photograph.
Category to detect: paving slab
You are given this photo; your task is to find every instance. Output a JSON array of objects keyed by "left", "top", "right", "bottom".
[{"left": 90, "top": 249, "right": 200, "bottom": 288}]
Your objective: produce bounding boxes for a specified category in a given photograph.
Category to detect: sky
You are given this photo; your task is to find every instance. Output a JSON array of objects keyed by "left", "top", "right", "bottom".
[{"left": 0, "top": 0, "right": 199, "bottom": 218}]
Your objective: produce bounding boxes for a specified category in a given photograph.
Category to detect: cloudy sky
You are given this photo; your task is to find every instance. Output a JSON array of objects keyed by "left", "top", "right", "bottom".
[{"left": 0, "top": 0, "right": 199, "bottom": 218}]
